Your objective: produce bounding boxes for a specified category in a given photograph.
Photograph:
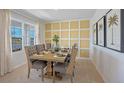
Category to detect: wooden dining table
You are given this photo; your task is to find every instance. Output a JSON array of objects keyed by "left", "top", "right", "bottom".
[{"left": 30, "top": 50, "right": 69, "bottom": 80}]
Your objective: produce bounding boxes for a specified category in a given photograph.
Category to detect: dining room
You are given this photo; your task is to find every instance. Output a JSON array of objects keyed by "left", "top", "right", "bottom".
[
  {"left": 1, "top": 0, "right": 124, "bottom": 92},
  {"left": 0, "top": 9, "right": 103, "bottom": 83},
  {"left": 1, "top": 9, "right": 124, "bottom": 83}
]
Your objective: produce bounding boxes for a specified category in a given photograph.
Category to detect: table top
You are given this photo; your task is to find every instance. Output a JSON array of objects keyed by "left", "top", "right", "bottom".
[{"left": 30, "top": 51, "right": 68, "bottom": 63}]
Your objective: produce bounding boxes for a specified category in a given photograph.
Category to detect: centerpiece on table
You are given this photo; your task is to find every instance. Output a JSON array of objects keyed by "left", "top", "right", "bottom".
[{"left": 52, "top": 34, "right": 60, "bottom": 52}]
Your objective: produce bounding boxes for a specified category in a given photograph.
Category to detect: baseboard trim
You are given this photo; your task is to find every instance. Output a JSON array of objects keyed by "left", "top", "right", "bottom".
[
  {"left": 76, "top": 57, "right": 91, "bottom": 62},
  {"left": 91, "top": 61, "right": 107, "bottom": 83},
  {"left": 12, "top": 63, "right": 26, "bottom": 71}
]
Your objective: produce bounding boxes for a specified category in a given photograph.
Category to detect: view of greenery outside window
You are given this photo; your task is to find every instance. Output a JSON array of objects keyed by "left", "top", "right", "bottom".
[
  {"left": 11, "top": 20, "right": 22, "bottom": 52},
  {"left": 28, "top": 26, "right": 35, "bottom": 45},
  {"left": 11, "top": 20, "right": 35, "bottom": 52}
]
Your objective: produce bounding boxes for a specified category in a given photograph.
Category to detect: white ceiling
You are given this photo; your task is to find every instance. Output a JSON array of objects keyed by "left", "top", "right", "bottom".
[{"left": 24, "top": 9, "right": 96, "bottom": 22}]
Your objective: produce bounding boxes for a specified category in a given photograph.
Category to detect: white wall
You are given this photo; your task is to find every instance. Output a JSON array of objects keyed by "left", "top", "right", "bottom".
[
  {"left": 11, "top": 11, "right": 45, "bottom": 70},
  {"left": 91, "top": 9, "right": 124, "bottom": 82},
  {"left": 39, "top": 21, "right": 45, "bottom": 43}
]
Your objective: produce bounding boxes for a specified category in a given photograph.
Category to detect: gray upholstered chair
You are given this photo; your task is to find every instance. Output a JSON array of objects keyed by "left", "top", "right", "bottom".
[
  {"left": 45, "top": 43, "right": 51, "bottom": 50},
  {"left": 73, "top": 43, "right": 78, "bottom": 48},
  {"left": 24, "top": 45, "right": 47, "bottom": 81},
  {"left": 36, "top": 44, "right": 45, "bottom": 54},
  {"left": 53, "top": 46, "right": 78, "bottom": 83},
  {"left": 64, "top": 43, "right": 78, "bottom": 64}
]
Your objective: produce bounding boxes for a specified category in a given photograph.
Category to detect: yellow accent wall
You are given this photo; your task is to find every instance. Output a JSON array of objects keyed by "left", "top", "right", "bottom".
[
  {"left": 45, "top": 40, "right": 51, "bottom": 43},
  {"left": 80, "top": 50, "right": 89, "bottom": 57},
  {"left": 61, "top": 40, "right": 69, "bottom": 47},
  {"left": 70, "top": 31, "right": 79, "bottom": 38},
  {"left": 80, "top": 30, "right": 90, "bottom": 38},
  {"left": 45, "top": 19, "right": 90, "bottom": 59},
  {"left": 52, "top": 31, "right": 60, "bottom": 37},
  {"left": 80, "top": 40, "right": 90, "bottom": 48},
  {"left": 70, "top": 21, "right": 79, "bottom": 29},
  {"left": 80, "top": 20, "right": 89, "bottom": 29},
  {"left": 61, "top": 22, "right": 69, "bottom": 30},
  {"left": 61, "top": 31, "right": 69, "bottom": 38},
  {"left": 45, "top": 23, "right": 51, "bottom": 30},
  {"left": 70, "top": 40, "right": 79, "bottom": 47},
  {"left": 52, "top": 23, "right": 60, "bottom": 30},
  {"left": 45, "top": 32, "right": 51, "bottom": 38}
]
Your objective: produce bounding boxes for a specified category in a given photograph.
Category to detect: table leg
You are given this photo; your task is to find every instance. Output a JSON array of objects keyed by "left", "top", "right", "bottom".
[
  {"left": 46, "top": 61, "right": 53, "bottom": 76},
  {"left": 44, "top": 61, "right": 62, "bottom": 80},
  {"left": 44, "top": 61, "right": 53, "bottom": 78}
]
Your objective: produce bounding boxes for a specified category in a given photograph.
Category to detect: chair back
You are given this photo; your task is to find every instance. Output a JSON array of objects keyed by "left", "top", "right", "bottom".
[
  {"left": 69, "top": 43, "right": 78, "bottom": 54},
  {"left": 66, "top": 47, "right": 78, "bottom": 75},
  {"left": 73, "top": 43, "right": 78, "bottom": 48},
  {"left": 24, "top": 46, "right": 37, "bottom": 68},
  {"left": 46, "top": 43, "right": 51, "bottom": 50},
  {"left": 36, "top": 44, "right": 45, "bottom": 54},
  {"left": 71, "top": 47, "right": 78, "bottom": 63}
]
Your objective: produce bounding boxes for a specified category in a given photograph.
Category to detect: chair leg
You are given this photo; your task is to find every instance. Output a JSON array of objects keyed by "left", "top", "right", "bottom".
[
  {"left": 73, "top": 70, "right": 75, "bottom": 77},
  {"left": 28, "top": 69, "right": 30, "bottom": 79},
  {"left": 41, "top": 68, "right": 44, "bottom": 82},
  {"left": 73, "top": 66, "right": 76, "bottom": 77},
  {"left": 53, "top": 71, "right": 55, "bottom": 83},
  {"left": 70, "top": 75, "right": 73, "bottom": 83},
  {"left": 70, "top": 69, "right": 75, "bottom": 83}
]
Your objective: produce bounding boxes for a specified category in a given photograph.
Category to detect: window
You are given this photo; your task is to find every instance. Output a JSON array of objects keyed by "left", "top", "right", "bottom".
[
  {"left": 28, "top": 26, "right": 35, "bottom": 45},
  {"left": 11, "top": 19, "right": 36, "bottom": 52},
  {"left": 24, "top": 24, "right": 35, "bottom": 46},
  {"left": 11, "top": 20, "right": 22, "bottom": 52},
  {"left": 29, "top": 28, "right": 35, "bottom": 45}
]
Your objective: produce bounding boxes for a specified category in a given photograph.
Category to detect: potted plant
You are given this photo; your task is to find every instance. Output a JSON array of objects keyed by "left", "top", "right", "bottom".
[{"left": 52, "top": 34, "right": 60, "bottom": 51}]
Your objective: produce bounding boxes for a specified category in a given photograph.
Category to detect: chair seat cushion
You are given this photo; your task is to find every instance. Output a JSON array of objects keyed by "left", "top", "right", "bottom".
[
  {"left": 32, "top": 60, "right": 47, "bottom": 69},
  {"left": 53, "top": 63, "right": 68, "bottom": 73}
]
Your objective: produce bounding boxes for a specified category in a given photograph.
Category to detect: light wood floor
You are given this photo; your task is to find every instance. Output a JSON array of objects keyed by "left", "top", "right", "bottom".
[{"left": 0, "top": 62, "right": 104, "bottom": 83}]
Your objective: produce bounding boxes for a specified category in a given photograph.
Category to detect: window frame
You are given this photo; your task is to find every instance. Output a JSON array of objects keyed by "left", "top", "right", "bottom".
[
  {"left": 11, "top": 20, "right": 23, "bottom": 52},
  {"left": 10, "top": 18, "right": 36, "bottom": 52},
  {"left": 24, "top": 23, "right": 36, "bottom": 46}
]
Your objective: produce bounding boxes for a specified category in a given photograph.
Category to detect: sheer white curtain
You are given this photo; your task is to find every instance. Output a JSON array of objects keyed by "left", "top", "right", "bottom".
[
  {"left": 35, "top": 21, "right": 41, "bottom": 44},
  {"left": 0, "top": 9, "right": 12, "bottom": 75},
  {"left": 36, "top": 21, "right": 45, "bottom": 44}
]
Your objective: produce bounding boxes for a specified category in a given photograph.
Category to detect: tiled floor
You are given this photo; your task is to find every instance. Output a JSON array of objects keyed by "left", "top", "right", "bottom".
[{"left": 0, "top": 62, "right": 104, "bottom": 83}]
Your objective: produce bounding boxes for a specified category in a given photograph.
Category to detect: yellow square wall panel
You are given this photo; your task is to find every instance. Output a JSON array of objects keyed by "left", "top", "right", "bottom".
[
  {"left": 45, "top": 23, "right": 51, "bottom": 30},
  {"left": 70, "top": 21, "right": 79, "bottom": 29},
  {"left": 61, "top": 31, "right": 69, "bottom": 38},
  {"left": 80, "top": 50, "right": 89, "bottom": 57},
  {"left": 45, "top": 40, "right": 51, "bottom": 43},
  {"left": 70, "top": 31, "right": 79, "bottom": 38},
  {"left": 70, "top": 40, "right": 78, "bottom": 47},
  {"left": 61, "top": 22, "right": 69, "bottom": 30},
  {"left": 51, "top": 32, "right": 60, "bottom": 38},
  {"left": 52, "top": 23, "right": 60, "bottom": 30},
  {"left": 45, "top": 32, "right": 51, "bottom": 38},
  {"left": 61, "top": 40, "right": 69, "bottom": 48},
  {"left": 80, "top": 40, "right": 90, "bottom": 48},
  {"left": 80, "top": 30, "right": 90, "bottom": 38},
  {"left": 80, "top": 20, "right": 89, "bottom": 29},
  {"left": 51, "top": 40, "right": 54, "bottom": 45}
]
